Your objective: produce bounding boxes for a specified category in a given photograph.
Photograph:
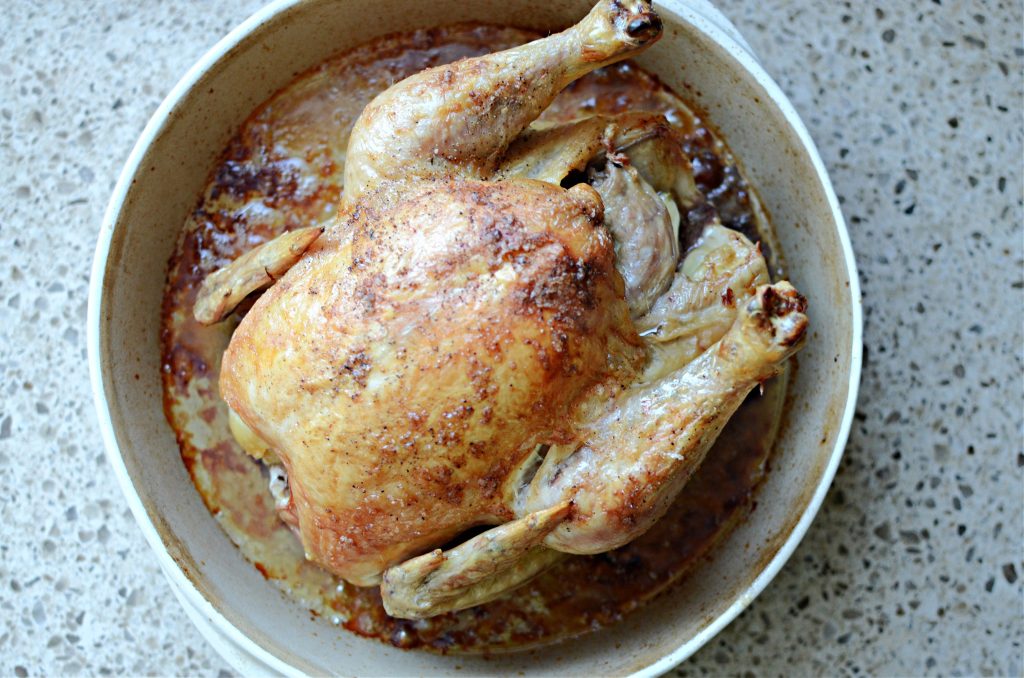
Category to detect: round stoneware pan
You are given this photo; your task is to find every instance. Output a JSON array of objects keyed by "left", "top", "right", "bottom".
[{"left": 88, "top": 0, "right": 862, "bottom": 674}]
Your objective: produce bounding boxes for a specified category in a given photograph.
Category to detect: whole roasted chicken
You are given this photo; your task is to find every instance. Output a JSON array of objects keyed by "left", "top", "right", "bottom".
[{"left": 194, "top": 0, "right": 808, "bottom": 619}]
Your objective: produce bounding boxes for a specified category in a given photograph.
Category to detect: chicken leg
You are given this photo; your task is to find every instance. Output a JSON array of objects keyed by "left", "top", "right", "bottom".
[
  {"left": 342, "top": 0, "right": 663, "bottom": 201},
  {"left": 522, "top": 282, "right": 807, "bottom": 553},
  {"left": 380, "top": 279, "right": 804, "bottom": 615}
]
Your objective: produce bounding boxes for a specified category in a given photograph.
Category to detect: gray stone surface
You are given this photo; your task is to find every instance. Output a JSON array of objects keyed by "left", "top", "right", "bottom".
[{"left": 0, "top": 0, "right": 1020, "bottom": 675}]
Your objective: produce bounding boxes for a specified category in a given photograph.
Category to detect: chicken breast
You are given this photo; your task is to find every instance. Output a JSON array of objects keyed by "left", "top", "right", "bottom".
[{"left": 220, "top": 179, "right": 642, "bottom": 585}]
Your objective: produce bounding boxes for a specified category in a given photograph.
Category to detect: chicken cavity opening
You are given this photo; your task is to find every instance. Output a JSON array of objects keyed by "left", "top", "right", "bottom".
[{"left": 268, "top": 465, "right": 291, "bottom": 510}]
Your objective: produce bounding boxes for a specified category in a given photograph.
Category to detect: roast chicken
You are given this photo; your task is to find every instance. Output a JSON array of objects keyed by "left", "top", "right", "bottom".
[{"left": 194, "top": 0, "right": 808, "bottom": 619}]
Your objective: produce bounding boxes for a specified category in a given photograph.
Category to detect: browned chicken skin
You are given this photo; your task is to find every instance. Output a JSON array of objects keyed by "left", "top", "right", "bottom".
[
  {"left": 196, "top": 0, "right": 809, "bottom": 619},
  {"left": 221, "top": 178, "right": 642, "bottom": 585},
  {"left": 342, "top": 0, "right": 661, "bottom": 201}
]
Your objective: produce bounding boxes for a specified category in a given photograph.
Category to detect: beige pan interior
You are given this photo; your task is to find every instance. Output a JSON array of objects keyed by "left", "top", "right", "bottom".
[{"left": 90, "top": 0, "right": 860, "bottom": 674}]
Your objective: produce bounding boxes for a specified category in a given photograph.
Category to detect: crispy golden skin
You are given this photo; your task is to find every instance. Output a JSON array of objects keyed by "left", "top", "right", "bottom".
[{"left": 220, "top": 179, "right": 642, "bottom": 585}]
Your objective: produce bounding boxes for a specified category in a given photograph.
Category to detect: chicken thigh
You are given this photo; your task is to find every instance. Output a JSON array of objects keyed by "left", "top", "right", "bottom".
[
  {"left": 199, "top": 0, "right": 809, "bottom": 620},
  {"left": 342, "top": 0, "right": 663, "bottom": 201}
]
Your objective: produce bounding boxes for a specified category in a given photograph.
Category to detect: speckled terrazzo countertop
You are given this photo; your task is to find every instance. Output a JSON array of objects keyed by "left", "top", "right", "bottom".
[{"left": 0, "top": 0, "right": 1021, "bottom": 675}]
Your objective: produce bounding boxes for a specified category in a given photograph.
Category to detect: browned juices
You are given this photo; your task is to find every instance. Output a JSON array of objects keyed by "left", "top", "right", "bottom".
[{"left": 161, "top": 24, "right": 786, "bottom": 653}]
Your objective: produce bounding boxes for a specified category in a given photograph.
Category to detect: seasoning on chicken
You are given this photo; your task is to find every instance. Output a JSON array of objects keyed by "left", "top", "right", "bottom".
[{"left": 196, "top": 0, "right": 809, "bottom": 620}]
